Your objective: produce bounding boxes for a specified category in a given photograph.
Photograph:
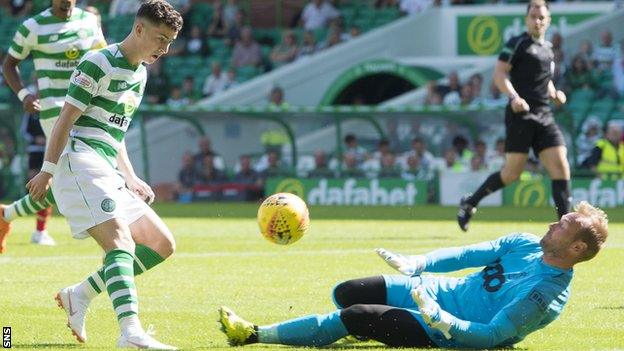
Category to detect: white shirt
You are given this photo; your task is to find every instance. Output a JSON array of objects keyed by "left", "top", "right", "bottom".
[
  {"left": 400, "top": 0, "right": 433, "bottom": 15},
  {"left": 302, "top": 1, "right": 339, "bottom": 30},
  {"left": 202, "top": 72, "right": 230, "bottom": 97}
]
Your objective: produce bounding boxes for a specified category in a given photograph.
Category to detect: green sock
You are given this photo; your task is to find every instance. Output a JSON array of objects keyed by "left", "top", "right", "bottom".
[
  {"left": 3, "top": 190, "right": 55, "bottom": 221},
  {"left": 81, "top": 244, "right": 165, "bottom": 298},
  {"left": 103, "top": 249, "right": 138, "bottom": 320}
]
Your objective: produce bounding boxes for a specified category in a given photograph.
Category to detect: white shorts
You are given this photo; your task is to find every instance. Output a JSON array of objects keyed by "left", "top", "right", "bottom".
[{"left": 51, "top": 138, "right": 149, "bottom": 239}]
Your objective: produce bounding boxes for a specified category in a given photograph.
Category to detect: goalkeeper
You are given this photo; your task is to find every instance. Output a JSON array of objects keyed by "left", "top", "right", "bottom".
[{"left": 219, "top": 201, "right": 608, "bottom": 349}]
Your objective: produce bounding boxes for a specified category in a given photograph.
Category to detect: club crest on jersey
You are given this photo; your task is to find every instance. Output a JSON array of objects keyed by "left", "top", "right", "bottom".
[
  {"left": 65, "top": 46, "right": 80, "bottom": 60},
  {"left": 109, "top": 114, "right": 129, "bottom": 128},
  {"left": 71, "top": 70, "right": 92, "bottom": 89},
  {"left": 123, "top": 95, "right": 138, "bottom": 115}
]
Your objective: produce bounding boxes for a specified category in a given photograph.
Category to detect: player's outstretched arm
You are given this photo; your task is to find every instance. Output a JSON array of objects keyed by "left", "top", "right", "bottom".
[
  {"left": 27, "top": 103, "right": 82, "bottom": 201},
  {"left": 117, "top": 141, "right": 155, "bottom": 205},
  {"left": 380, "top": 234, "right": 522, "bottom": 274},
  {"left": 375, "top": 248, "right": 426, "bottom": 276}
]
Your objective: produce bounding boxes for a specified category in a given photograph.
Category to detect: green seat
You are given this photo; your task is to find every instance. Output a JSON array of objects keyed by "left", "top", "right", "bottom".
[
  {"left": 588, "top": 98, "right": 616, "bottom": 123},
  {"left": 236, "top": 65, "right": 260, "bottom": 81}
]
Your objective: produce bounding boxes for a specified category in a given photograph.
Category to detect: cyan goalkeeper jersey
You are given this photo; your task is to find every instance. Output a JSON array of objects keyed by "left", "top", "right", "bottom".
[{"left": 415, "top": 233, "right": 572, "bottom": 348}]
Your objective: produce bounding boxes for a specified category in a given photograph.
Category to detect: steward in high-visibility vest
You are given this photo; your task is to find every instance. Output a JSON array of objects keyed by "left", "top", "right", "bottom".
[
  {"left": 582, "top": 124, "right": 624, "bottom": 180},
  {"left": 595, "top": 139, "right": 624, "bottom": 179}
]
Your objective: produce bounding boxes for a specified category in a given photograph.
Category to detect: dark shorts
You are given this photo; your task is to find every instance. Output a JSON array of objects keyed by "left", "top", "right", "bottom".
[
  {"left": 28, "top": 151, "right": 44, "bottom": 170},
  {"left": 504, "top": 105, "right": 565, "bottom": 154}
]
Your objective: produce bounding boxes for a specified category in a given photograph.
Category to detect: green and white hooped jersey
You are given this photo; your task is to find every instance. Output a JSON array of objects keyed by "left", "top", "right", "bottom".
[
  {"left": 8, "top": 8, "right": 105, "bottom": 120},
  {"left": 66, "top": 44, "right": 146, "bottom": 166}
]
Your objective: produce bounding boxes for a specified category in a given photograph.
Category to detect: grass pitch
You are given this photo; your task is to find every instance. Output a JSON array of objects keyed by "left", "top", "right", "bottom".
[{"left": 0, "top": 203, "right": 622, "bottom": 350}]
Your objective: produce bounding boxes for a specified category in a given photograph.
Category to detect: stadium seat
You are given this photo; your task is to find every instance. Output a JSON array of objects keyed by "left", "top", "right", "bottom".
[{"left": 588, "top": 97, "right": 616, "bottom": 123}]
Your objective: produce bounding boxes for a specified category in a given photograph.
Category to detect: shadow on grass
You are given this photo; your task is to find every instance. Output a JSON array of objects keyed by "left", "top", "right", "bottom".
[
  {"left": 13, "top": 344, "right": 81, "bottom": 349},
  {"left": 596, "top": 306, "right": 624, "bottom": 310}
]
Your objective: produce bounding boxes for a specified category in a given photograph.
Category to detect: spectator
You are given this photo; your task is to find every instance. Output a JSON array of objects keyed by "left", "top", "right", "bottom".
[
  {"left": 320, "top": 25, "right": 342, "bottom": 50},
  {"left": 231, "top": 26, "right": 262, "bottom": 68},
  {"left": 452, "top": 135, "right": 473, "bottom": 165},
  {"left": 301, "top": 0, "right": 340, "bottom": 31},
  {"left": 343, "top": 133, "right": 368, "bottom": 165},
  {"left": 176, "top": 152, "right": 199, "bottom": 201},
  {"left": 459, "top": 84, "right": 473, "bottom": 106},
  {"left": 401, "top": 154, "right": 431, "bottom": 180},
  {"left": 199, "top": 154, "right": 227, "bottom": 184},
  {"left": 234, "top": 154, "right": 261, "bottom": 185},
  {"left": 470, "top": 155, "right": 487, "bottom": 172},
  {"left": 342, "top": 153, "right": 365, "bottom": 178},
  {"left": 225, "top": 67, "right": 239, "bottom": 90},
  {"left": 259, "top": 151, "right": 291, "bottom": 178},
  {"left": 576, "top": 117, "right": 602, "bottom": 165},
  {"left": 349, "top": 25, "right": 361, "bottom": 39},
  {"left": 565, "top": 55, "right": 596, "bottom": 92},
  {"left": 553, "top": 48, "right": 565, "bottom": 87},
  {"left": 403, "top": 137, "right": 434, "bottom": 171},
  {"left": 378, "top": 153, "right": 401, "bottom": 178},
  {"left": 194, "top": 136, "right": 219, "bottom": 170},
  {"left": 268, "top": 86, "right": 287, "bottom": 107},
  {"left": 424, "top": 81, "right": 442, "bottom": 106},
  {"left": 438, "top": 71, "right": 461, "bottom": 105},
  {"left": 581, "top": 123, "right": 624, "bottom": 179},
  {"left": 298, "top": 31, "right": 318, "bottom": 59},
  {"left": 468, "top": 73, "right": 483, "bottom": 99},
  {"left": 307, "top": 150, "right": 335, "bottom": 178},
  {"left": 576, "top": 40, "right": 594, "bottom": 68},
  {"left": 183, "top": 25, "right": 210, "bottom": 56},
  {"left": 226, "top": 9, "right": 246, "bottom": 47},
  {"left": 109, "top": 0, "right": 140, "bottom": 16},
  {"left": 372, "top": 139, "right": 392, "bottom": 161},
  {"left": 4, "top": 0, "right": 32, "bottom": 16},
  {"left": 181, "top": 76, "right": 201, "bottom": 102},
  {"left": 203, "top": 61, "right": 229, "bottom": 97},
  {"left": 145, "top": 59, "right": 171, "bottom": 104},
  {"left": 487, "top": 138, "right": 506, "bottom": 171},
  {"left": 270, "top": 31, "right": 299, "bottom": 68},
  {"left": 592, "top": 30, "right": 619, "bottom": 73},
  {"left": 166, "top": 86, "right": 189, "bottom": 108},
  {"left": 481, "top": 80, "right": 507, "bottom": 107},
  {"left": 223, "top": 0, "right": 240, "bottom": 27},
  {"left": 399, "top": 0, "right": 433, "bottom": 16},
  {"left": 550, "top": 31, "right": 563, "bottom": 52},
  {"left": 435, "top": 148, "right": 465, "bottom": 173},
  {"left": 473, "top": 140, "right": 488, "bottom": 167},
  {"left": 208, "top": 0, "right": 228, "bottom": 38}
]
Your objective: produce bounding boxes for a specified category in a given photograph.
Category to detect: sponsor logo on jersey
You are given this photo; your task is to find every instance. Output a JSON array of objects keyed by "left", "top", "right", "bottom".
[
  {"left": 71, "top": 70, "right": 93, "bottom": 89},
  {"left": 109, "top": 114, "right": 129, "bottom": 128},
  {"left": 55, "top": 60, "right": 80, "bottom": 68}
]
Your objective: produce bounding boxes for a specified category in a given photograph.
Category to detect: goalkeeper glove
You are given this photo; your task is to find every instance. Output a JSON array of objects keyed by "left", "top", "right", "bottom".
[
  {"left": 375, "top": 248, "right": 426, "bottom": 276},
  {"left": 411, "top": 286, "right": 453, "bottom": 339}
]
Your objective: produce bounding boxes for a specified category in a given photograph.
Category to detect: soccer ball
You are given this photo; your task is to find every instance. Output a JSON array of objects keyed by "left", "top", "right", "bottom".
[{"left": 257, "top": 192, "right": 310, "bottom": 245}]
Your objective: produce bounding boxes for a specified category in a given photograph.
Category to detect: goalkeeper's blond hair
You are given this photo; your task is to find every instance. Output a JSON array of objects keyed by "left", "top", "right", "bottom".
[{"left": 573, "top": 201, "right": 608, "bottom": 262}]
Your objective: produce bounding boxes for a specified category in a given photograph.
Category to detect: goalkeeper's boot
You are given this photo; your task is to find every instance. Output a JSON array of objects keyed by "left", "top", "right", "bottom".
[
  {"left": 219, "top": 306, "right": 258, "bottom": 346},
  {"left": 457, "top": 195, "right": 476, "bottom": 232},
  {"left": 55, "top": 284, "right": 89, "bottom": 343},
  {"left": 117, "top": 331, "right": 177, "bottom": 350},
  {"left": 0, "top": 204, "right": 12, "bottom": 253}
]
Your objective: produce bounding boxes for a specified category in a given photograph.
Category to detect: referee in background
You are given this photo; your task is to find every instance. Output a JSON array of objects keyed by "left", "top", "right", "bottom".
[{"left": 458, "top": 0, "right": 570, "bottom": 231}]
